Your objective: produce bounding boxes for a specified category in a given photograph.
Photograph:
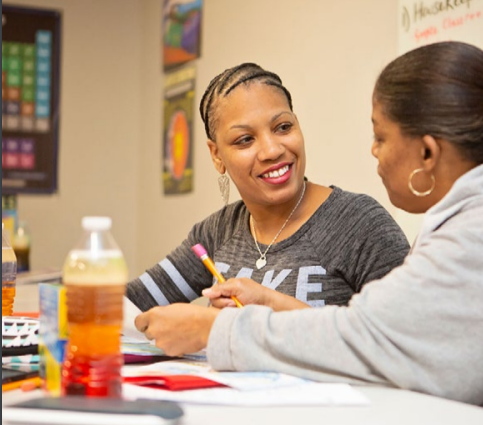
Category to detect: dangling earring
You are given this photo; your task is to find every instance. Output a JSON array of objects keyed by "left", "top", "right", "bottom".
[
  {"left": 218, "top": 173, "right": 230, "bottom": 206},
  {"left": 408, "top": 168, "right": 435, "bottom": 197}
]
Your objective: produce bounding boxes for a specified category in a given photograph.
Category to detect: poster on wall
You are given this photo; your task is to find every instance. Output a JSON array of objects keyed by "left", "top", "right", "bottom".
[
  {"left": 162, "top": 64, "right": 195, "bottom": 195},
  {"left": 162, "top": 0, "right": 202, "bottom": 70},
  {"left": 2, "top": 5, "right": 62, "bottom": 194},
  {"left": 398, "top": 0, "right": 483, "bottom": 54}
]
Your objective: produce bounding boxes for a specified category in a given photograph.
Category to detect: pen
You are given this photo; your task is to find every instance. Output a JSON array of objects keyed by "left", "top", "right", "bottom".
[{"left": 191, "top": 244, "right": 244, "bottom": 308}]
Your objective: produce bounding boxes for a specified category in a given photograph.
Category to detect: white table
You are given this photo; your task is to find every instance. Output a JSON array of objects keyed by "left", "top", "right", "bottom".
[
  {"left": 2, "top": 385, "right": 483, "bottom": 425},
  {"left": 5, "top": 279, "right": 483, "bottom": 424}
]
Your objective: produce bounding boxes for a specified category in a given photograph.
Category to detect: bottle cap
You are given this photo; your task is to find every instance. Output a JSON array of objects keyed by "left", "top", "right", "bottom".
[{"left": 81, "top": 216, "right": 112, "bottom": 231}]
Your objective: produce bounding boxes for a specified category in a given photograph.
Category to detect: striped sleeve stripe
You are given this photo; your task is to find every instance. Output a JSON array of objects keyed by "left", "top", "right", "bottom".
[
  {"left": 160, "top": 258, "right": 198, "bottom": 300},
  {"left": 139, "top": 271, "right": 170, "bottom": 306}
]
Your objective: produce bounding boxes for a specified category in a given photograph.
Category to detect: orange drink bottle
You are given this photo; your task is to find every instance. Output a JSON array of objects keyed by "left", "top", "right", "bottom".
[
  {"left": 2, "top": 223, "right": 17, "bottom": 316},
  {"left": 61, "top": 216, "right": 128, "bottom": 398}
]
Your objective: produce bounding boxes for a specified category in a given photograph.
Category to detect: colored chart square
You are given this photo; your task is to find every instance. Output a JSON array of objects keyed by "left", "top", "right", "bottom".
[
  {"left": 21, "top": 117, "right": 35, "bottom": 131},
  {"left": 7, "top": 43, "right": 21, "bottom": 56},
  {"left": 2, "top": 57, "right": 6, "bottom": 71},
  {"left": 5, "top": 138, "right": 20, "bottom": 152},
  {"left": 20, "top": 139, "right": 35, "bottom": 153},
  {"left": 5, "top": 115, "right": 20, "bottom": 130},
  {"left": 21, "top": 102, "right": 35, "bottom": 116},
  {"left": 37, "top": 73, "right": 51, "bottom": 88},
  {"left": 36, "top": 89, "right": 50, "bottom": 102},
  {"left": 4, "top": 153, "right": 20, "bottom": 169},
  {"left": 35, "top": 102, "right": 50, "bottom": 118},
  {"left": 23, "top": 60, "right": 36, "bottom": 73},
  {"left": 22, "top": 44, "right": 36, "bottom": 58},
  {"left": 7, "top": 87, "right": 20, "bottom": 101},
  {"left": 36, "top": 46, "right": 51, "bottom": 60},
  {"left": 35, "top": 118, "right": 50, "bottom": 132},
  {"left": 22, "top": 87, "right": 35, "bottom": 102},
  {"left": 36, "top": 31, "right": 52, "bottom": 45},
  {"left": 20, "top": 154, "right": 35, "bottom": 169},
  {"left": 7, "top": 72, "right": 21, "bottom": 87},
  {"left": 7, "top": 57, "right": 22, "bottom": 72},
  {"left": 2, "top": 43, "right": 7, "bottom": 55},
  {"left": 6, "top": 101, "right": 20, "bottom": 115},
  {"left": 37, "top": 61, "right": 50, "bottom": 73},
  {"left": 23, "top": 73, "right": 35, "bottom": 87}
]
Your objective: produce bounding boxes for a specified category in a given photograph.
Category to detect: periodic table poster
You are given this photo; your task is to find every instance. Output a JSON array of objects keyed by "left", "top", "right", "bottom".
[{"left": 2, "top": 5, "right": 62, "bottom": 194}]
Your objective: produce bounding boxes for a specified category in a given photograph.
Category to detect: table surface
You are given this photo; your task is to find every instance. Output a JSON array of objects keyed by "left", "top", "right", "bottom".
[
  {"left": 5, "top": 281, "right": 483, "bottom": 424},
  {"left": 2, "top": 385, "right": 483, "bottom": 425}
]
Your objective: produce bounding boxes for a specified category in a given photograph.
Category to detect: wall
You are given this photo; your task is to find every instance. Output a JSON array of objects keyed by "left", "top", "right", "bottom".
[
  {"left": 8, "top": 0, "right": 400, "bottom": 279},
  {"left": 9, "top": 0, "right": 142, "bottom": 276}
]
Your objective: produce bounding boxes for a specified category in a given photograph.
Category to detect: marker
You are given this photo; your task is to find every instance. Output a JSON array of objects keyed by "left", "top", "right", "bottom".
[{"left": 191, "top": 244, "right": 243, "bottom": 308}]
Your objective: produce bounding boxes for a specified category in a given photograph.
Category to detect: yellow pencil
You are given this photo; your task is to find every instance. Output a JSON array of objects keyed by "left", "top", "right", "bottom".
[
  {"left": 191, "top": 244, "right": 244, "bottom": 308},
  {"left": 2, "top": 376, "right": 42, "bottom": 392}
]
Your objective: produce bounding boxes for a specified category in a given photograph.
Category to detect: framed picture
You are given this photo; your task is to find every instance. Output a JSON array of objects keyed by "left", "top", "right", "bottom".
[
  {"left": 162, "top": 64, "right": 195, "bottom": 194},
  {"left": 163, "top": 0, "right": 202, "bottom": 70}
]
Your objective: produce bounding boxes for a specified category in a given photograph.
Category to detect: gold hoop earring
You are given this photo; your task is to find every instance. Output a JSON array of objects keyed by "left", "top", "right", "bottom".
[
  {"left": 408, "top": 168, "right": 435, "bottom": 197},
  {"left": 218, "top": 173, "right": 230, "bottom": 206}
]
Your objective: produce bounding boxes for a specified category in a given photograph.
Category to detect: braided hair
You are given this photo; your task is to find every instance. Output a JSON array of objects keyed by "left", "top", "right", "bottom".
[{"left": 199, "top": 63, "right": 293, "bottom": 141}]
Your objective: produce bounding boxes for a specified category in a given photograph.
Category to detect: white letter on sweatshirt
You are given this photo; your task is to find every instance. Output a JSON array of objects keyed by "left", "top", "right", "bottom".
[{"left": 296, "top": 266, "right": 326, "bottom": 307}]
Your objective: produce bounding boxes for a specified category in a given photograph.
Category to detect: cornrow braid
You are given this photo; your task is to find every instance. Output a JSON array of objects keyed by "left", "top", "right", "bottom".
[{"left": 199, "top": 63, "right": 293, "bottom": 140}]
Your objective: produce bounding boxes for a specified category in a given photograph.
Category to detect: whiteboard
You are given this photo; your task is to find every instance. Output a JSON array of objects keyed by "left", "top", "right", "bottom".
[
  {"left": 398, "top": 0, "right": 483, "bottom": 53},
  {"left": 395, "top": 0, "right": 483, "bottom": 243}
]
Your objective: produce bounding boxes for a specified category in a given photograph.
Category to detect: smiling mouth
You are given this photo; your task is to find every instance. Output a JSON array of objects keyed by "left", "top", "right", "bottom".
[{"left": 260, "top": 164, "right": 290, "bottom": 179}]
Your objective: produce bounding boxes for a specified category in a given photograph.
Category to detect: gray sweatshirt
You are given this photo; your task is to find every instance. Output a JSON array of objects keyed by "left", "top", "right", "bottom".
[{"left": 207, "top": 165, "right": 483, "bottom": 406}]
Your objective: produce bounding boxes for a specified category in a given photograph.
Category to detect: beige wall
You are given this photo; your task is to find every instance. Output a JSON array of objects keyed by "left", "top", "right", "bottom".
[{"left": 9, "top": 0, "right": 400, "bottom": 279}]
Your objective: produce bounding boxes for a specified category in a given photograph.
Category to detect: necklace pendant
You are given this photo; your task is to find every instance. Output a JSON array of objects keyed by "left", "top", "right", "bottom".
[{"left": 256, "top": 258, "right": 267, "bottom": 270}]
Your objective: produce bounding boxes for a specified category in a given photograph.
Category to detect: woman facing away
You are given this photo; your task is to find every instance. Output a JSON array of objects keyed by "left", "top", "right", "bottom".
[
  {"left": 135, "top": 41, "right": 483, "bottom": 406},
  {"left": 126, "top": 63, "right": 409, "bottom": 312}
]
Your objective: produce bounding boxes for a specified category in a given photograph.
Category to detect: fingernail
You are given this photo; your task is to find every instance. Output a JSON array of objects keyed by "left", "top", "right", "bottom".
[{"left": 202, "top": 288, "right": 212, "bottom": 295}]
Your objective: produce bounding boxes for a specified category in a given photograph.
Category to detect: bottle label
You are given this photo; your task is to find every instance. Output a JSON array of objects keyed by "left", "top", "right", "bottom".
[{"left": 2, "top": 261, "right": 17, "bottom": 283}]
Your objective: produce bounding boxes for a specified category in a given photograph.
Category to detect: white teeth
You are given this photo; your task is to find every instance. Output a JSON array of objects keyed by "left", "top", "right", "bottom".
[{"left": 262, "top": 165, "right": 289, "bottom": 179}]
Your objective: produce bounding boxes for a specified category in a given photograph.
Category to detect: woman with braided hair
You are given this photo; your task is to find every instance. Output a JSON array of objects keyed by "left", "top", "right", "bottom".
[{"left": 126, "top": 62, "right": 409, "bottom": 313}]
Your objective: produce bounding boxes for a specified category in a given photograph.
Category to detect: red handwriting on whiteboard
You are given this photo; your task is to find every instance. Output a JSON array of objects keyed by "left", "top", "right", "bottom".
[
  {"left": 443, "top": 8, "right": 482, "bottom": 28},
  {"left": 414, "top": 25, "right": 439, "bottom": 42}
]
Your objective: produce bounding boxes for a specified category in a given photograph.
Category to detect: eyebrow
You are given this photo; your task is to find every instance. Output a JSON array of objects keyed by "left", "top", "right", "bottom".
[{"left": 229, "top": 111, "right": 293, "bottom": 130}]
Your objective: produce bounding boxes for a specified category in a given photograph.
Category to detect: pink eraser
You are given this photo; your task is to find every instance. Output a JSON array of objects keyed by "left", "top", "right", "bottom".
[{"left": 191, "top": 244, "right": 207, "bottom": 258}]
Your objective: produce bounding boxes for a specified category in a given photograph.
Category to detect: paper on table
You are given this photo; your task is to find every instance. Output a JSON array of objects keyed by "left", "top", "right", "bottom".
[
  {"left": 122, "top": 360, "right": 370, "bottom": 406},
  {"left": 122, "top": 297, "right": 150, "bottom": 342},
  {"left": 123, "top": 381, "right": 370, "bottom": 407}
]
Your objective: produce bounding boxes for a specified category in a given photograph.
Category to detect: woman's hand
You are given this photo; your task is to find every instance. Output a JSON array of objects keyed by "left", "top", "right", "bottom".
[
  {"left": 202, "top": 278, "right": 311, "bottom": 311},
  {"left": 134, "top": 303, "right": 220, "bottom": 356}
]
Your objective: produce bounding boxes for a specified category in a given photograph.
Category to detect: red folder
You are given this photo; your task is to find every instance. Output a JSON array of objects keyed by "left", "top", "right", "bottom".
[{"left": 123, "top": 374, "right": 225, "bottom": 391}]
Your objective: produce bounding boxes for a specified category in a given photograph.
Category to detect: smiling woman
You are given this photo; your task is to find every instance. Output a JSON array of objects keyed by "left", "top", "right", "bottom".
[{"left": 126, "top": 63, "right": 410, "bottom": 314}]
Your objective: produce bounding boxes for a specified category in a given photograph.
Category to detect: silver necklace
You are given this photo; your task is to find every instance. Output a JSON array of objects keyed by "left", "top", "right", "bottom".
[{"left": 250, "top": 181, "right": 307, "bottom": 270}]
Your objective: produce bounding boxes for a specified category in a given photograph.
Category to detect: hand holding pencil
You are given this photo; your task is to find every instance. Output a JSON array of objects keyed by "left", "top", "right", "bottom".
[{"left": 191, "top": 244, "right": 244, "bottom": 308}]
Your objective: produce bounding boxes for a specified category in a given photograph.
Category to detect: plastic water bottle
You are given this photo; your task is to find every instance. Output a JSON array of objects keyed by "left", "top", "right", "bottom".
[
  {"left": 61, "top": 216, "right": 128, "bottom": 397},
  {"left": 2, "top": 223, "right": 17, "bottom": 316}
]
